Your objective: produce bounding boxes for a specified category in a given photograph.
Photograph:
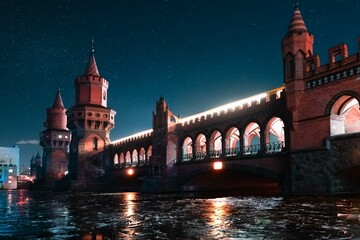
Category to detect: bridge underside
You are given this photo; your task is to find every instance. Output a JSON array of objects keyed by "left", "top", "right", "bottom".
[{"left": 181, "top": 169, "right": 282, "bottom": 195}]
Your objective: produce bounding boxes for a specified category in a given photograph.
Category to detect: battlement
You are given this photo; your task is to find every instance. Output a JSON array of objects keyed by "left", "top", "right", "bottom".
[
  {"left": 305, "top": 37, "right": 360, "bottom": 85},
  {"left": 112, "top": 129, "right": 153, "bottom": 146},
  {"left": 76, "top": 75, "right": 109, "bottom": 87},
  {"left": 179, "top": 87, "right": 284, "bottom": 126}
]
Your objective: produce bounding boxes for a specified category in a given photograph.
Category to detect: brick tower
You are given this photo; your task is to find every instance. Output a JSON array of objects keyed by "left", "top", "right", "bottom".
[
  {"left": 40, "top": 89, "right": 71, "bottom": 183},
  {"left": 67, "top": 43, "right": 116, "bottom": 183},
  {"left": 281, "top": 4, "right": 314, "bottom": 149}
]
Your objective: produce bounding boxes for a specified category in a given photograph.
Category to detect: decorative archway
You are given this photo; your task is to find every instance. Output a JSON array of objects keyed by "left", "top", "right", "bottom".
[
  {"left": 209, "top": 130, "right": 222, "bottom": 158},
  {"left": 147, "top": 145, "right": 152, "bottom": 161},
  {"left": 195, "top": 134, "right": 206, "bottom": 160},
  {"left": 265, "top": 117, "right": 285, "bottom": 153},
  {"left": 329, "top": 93, "right": 360, "bottom": 136},
  {"left": 139, "top": 147, "right": 146, "bottom": 164},
  {"left": 113, "top": 153, "right": 119, "bottom": 167},
  {"left": 119, "top": 152, "right": 125, "bottom": 166},
  {"left": 132, "top": 149, "right": 138, "bottom": 166},
  {"left": 225, "top": 127, "right": 240, "bottom": 156},
  {"left": 182, "top": 137, "right": 193, "bottom": 161},
  {"left": 243, "top": 122, "right": 261, "bottom": 155},
  {"left": 125, "top": 151, "right": 131, "bottom": 166}
]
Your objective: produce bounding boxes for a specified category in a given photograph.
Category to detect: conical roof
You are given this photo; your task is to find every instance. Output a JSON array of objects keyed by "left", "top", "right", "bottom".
[
  {"left": 287, "top": 4, "right": 308, "bottom": 34},
  {"left": 84, "top": 47, "right": 100, "bottom": 77},
  {"left": 52, "top": 89, "right": 64, "bottom": 109}
]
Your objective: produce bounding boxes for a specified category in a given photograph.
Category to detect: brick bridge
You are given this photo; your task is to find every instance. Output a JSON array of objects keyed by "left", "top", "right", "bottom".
[{"left": 105, "top": 6, "right": 360, "bottom": 195}]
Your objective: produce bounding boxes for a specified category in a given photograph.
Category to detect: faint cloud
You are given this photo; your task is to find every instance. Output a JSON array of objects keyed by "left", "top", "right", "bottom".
[{"left": 16, "top": 139, "right": 40, "bottom": 145}]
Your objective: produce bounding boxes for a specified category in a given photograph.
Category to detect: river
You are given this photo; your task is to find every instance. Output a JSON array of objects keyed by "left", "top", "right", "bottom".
[{"left": 1, "top": 190, "right": 360, "bottom": 239}]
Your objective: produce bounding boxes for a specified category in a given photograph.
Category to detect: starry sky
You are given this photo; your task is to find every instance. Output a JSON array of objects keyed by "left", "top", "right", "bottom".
[{"left": 1, "top": 0, "right": 360, "bottom": 169}]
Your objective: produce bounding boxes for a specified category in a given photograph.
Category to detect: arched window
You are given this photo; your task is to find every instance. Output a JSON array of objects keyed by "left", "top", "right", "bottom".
[
  {"left": 265, "top": 117, "right": 285, "bottom": 153},
  {"left": 139, "top": 147, "right": 146, "bottom": 164},
  {"left": 225, "top": 127, "right": 240, "bottom": 156},
  {"left": 132, "top": 149, "right": 138, "bottom": 166},
  {"left": 119, "top": 152, "right": 125, "bottom": 166},
  {"left": 113, "top": 153, "right": 119, "bottom": 167},
  {"left": 125, "top": 151, "right": 131, "bottom": 166},
  {"left": 92, "top": 137, "right": 98, "bottom": 150},
  {"left": 330, "top": 96, "right": 360, "bottom": 136},
  {"left": 209, "top": 131, "right": 222, "bottom": 158},
  {"left": 147, "top": 146, "right": 152, "bottom": 161},
  {"left": 182, "top": 137, "right": 193, "bottom": 161},
  {"left": 243, "top": 122, "right": 261, "bottom": 155},
  {"left": 195, "top": 134, "right": 206, "bottom": 160}
]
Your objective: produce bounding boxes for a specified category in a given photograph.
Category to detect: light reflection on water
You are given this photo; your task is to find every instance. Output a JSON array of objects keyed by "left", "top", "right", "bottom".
[{"left": 1, "top": 190, "right": 360, "bottom": 239}]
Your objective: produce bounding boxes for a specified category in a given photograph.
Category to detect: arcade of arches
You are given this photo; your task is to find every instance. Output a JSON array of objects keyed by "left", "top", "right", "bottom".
[{"left": 181, "top": 117, "right": 285, "bottom": 161}]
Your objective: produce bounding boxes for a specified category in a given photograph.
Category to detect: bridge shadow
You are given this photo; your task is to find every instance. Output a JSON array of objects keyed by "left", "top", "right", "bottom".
[{"left": 179, "top": 164, "right": 284, "bottom": 195}]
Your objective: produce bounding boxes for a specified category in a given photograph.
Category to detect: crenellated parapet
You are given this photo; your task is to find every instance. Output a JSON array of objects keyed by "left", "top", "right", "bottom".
[
  {"left": 112, "top": 129, "right": 153, "bottom": 146},
  {"left": 179, "top": 87, "right": 284, "bottom": 127},
  {"left": 305, "top": 38, "right": 360, "bottom": 88}
]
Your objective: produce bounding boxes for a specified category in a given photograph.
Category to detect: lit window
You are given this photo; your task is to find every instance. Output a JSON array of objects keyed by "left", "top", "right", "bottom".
[
  {"left": 65, "top": 136, "right": 68, "bottom": 139},
  {"left": 9, "top": 169, "right": 13, "bottom": 173},
  {"left": 59, "top": 135, "right": 63, "bottom": 139},
  {"left": 8, "top": 176, "right": 12, "bottom": 179},
  {"left": 92, "top": 137, "right": 98, "bottom": 150},
  {"left": 8, "top": 180, "right": 11, "bottom": 183}
]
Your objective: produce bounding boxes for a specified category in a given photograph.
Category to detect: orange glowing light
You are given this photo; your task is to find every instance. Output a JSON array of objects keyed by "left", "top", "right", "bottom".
[
  {"left": 127, "top": 169, "right": 134, "bottom": 176},
  {"left": 213, "top": 161, "right": 223, "bottom": 170}
]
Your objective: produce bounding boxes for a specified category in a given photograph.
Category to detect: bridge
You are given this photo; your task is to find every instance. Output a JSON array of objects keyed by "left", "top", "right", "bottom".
[{"left": 104, "top": 6, "right": 360, "bottom": 195}]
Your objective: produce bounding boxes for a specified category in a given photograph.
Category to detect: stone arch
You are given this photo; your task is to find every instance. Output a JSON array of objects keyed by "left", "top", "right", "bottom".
[
  {"left": 225, "top": 126, "right": 241, "bottom": 156},
  {"left": 182, "top": 136, "right": 193, "bottom": 161},
  {"left": 327, "top": 91, "right": 360, "bottom": 136},
  {"left": 125, "top": 151, "right": 131, "bottom": 166},
  {"left": 119, "top": 152, "right": 125, "bottom": 166},
  {"left": 243, "top": 121, "right": 261, "bottom": 155},
  {"left": 83, "top": 134, "right": 105, "bottom": 152},
  {"left": 113, "top": 153, "right": 119, "bottom": 167},
  {"left": 195, "top": 133, "right": 207, "bottom": 160},
  {"left": 147, "top": 145, "right": 152, "bottom": 160},
  {"left": 132, "top": 149, "right": 138, "bottom": 165},
  {"left": 264, "top": 117, "right": 285, "bottom": 153},
  {"left": 139, "top": 147, "right": 146, "bottom": 164},
  {"left": 209, "top": 130, "right": 222, "bottom": 158}
]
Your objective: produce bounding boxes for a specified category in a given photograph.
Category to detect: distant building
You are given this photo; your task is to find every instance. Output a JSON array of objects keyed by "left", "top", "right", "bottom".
[
  {"left": 0, "top": 145, "right": 20, "bottom": 174},
  {"left": 30, "top": 152, "right": 42, "bottom": 180},
  {"left": 0, "top": 164, "right": 17, "bottom": 189}
]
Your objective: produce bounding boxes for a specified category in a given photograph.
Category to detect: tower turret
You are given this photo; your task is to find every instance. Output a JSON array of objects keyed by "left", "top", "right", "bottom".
[
  {"left": 67, "top": 42, "right": 116, "bottom": 183},
  {"left": 40, "top": 89, "right": 71, "bottom": 184},
  {"left": 281, "top": 4, "right": 314, "bottom": 84}
]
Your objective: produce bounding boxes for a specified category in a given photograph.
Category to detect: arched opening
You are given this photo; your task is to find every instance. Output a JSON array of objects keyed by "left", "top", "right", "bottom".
[
  {"left": 147, "top": 146, "right": 152, "bottom": 161},
  {"left": 243, "top": 122, "right": 261, "bottom": 155},
  {"left": 132, "top": 149, "right": 138, "bottom": 166},
  {"left": 182, "top": 137, "right": 193, "bottom": 161},
  {"left": 139, "top": 147, "right": 146, "bottom": 165},
  {"left": 92, "top": 137, "right": 98, "bottom": 150},
  {"left": 209, "top": 130, "right": 222, "bottom": 158},
  {"left": 119, "top": 152, "right": 125, "bottom": 167},
  {"left": 330, "top": 96, "right": 360, "bottom": 136},
  {"left": 265, "top": 117, "right": 285, "bottom": 153},
  {"left": 195, "top": 134, "right": 206, "bottom": 160},
  {"left": 225, "top": 127, "right": 240, "bottom": 156},
  {"left": 113, "top": 153, "right": 119, "bottom": 168},
  {"left": 125, "top": 151, "right": 131, "bottom": 166}
]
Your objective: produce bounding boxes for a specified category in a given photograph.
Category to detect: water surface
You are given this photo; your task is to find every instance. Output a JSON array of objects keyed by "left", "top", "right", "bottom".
[{"left": 1, "top": 190, "right": 360, "bottom": 239}]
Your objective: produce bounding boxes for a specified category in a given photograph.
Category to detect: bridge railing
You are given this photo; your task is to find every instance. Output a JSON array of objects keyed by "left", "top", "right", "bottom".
[
  {"left": 182, "top": 153, "right": 193, "bottom": 161},
  {"left": 266, "top": 141, "right": 284, "bottom": 154},
  {"left": 225, "top": 147, "right": 241, "bottom": 156},
  {"left": 195, "top": 151, "right": 206, "bottom": 160},
  {"left": 243, "top": 144, "right": 261, "bottom": 155},
  {"left": 209, "top": 150, "right": 222, "bottom": 158}
]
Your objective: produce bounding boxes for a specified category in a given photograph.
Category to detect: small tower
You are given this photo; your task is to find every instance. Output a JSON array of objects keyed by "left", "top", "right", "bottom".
[
  {"left": 67, "top": 42, "right": 116, "bottom": 183},
  {"left": 282, "top": 4, "right": 314, "bottom": 119},
  {"left": 40, "top": 89, "right": 71, "bottom": 183},
  {"left": 150, "top": 97, "right": 179, "bottom": 176}
]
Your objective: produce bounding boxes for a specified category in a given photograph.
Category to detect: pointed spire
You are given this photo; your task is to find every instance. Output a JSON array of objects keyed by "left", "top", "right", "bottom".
[
  {"left": 52, "top": 88, "right": 65, "bottom": 109},
  {"left": 287, "top": 3, "right": 308, "bottom": 34},
  {"left": 84, "top": 38, "right": 100, "bottom": 77}
]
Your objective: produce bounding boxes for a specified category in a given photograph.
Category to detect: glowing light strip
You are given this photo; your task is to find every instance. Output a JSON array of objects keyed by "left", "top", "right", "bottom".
[
  {"left": 179, "top": 87, "right": 284, "bottom": 125},
  {"left": 112, "top": 129, "right": 153, "bottom": 144}
]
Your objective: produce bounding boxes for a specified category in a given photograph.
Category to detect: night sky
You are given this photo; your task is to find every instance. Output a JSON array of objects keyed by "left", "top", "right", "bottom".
[{"left": 1, "top": 0, "right": 360, "bottom": 169}]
